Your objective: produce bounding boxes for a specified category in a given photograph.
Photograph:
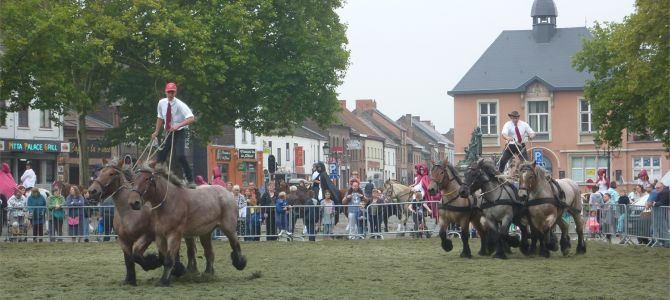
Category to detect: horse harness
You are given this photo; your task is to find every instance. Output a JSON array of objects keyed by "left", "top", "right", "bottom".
[
  {"left": 130, "top": 169, "right": 167, "bottom": 210},
  {"left": 525, "top": 178, "right": 568, "bottom": 210},
  {"left": 432, "top": 164, "right": 478, "bottom": 213},
  {"left": 479, "top": 182, "right": 523, "bottom": 210},
  {"left": 92, "top": 166, "right": 131, "bottom": 200}
]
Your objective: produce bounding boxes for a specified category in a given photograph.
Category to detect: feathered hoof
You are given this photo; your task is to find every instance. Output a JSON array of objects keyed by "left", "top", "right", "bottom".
[
  {"left": 172, "top": 261, "right": 187, "bottom": 277},
  {"left": 231, "top": 251, "right": 247, "bottom": 270},
  {"left": 441, "top": 239, "right": 453, "bottom": 252},
  {"left": 140, "top": 253, "right": 161, "bottom": 271}
]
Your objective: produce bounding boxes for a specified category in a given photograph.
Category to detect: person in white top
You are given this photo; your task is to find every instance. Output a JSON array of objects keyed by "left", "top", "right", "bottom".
[
  {"left": 20, "top": 162, "right": 36, "bottom": 190},
  {"left": 150, "top": 82, "right": 196, "bottom": 186},
  {"left": 499, "top": 110, "right": 536, "bottom": 173}
]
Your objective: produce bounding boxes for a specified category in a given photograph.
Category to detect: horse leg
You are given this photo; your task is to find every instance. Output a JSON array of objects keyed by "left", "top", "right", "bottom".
[
  {"left": 459, "top": 221, "right": 473, "bottom": 258},
  {"left": 199, "top": 234, "right": 215, "bottom": 275},
  {"left": 156, "top": 234, "right": 180, "bottom": 287},
  {"left": 556, "top": 217, "right": 571, "bottom": 256},
  {"left": 439, "top": 220, "right": 453, "bottom": 252},
  {"left": 221, "top": 215, "right": 247, "bottom": 271},
  {"left": 539, "top": 226, "right": 552, "bottom": 258},
  {"left": 131, "top": 234, "right": 159, "bottom": 271},
  {"left": 571, "top": 210, "right": 587, "bottom": 254},
  {"left": 185, "top": 237, "right": 198, "bottom": 273},
  {"left": 119, "top": 240, "right": 137, "bottom": 286}
]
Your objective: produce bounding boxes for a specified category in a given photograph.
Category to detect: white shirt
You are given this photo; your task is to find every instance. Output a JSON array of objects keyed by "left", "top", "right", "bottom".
[
  {"left": 21, "top": 169, "right": 36, "bottom": 188},
  {"left": 501, "top": 120, "right": 535, "bottom": 144},
  {"left": 156, "top": 97, "right": 194, "bottom": 131}
]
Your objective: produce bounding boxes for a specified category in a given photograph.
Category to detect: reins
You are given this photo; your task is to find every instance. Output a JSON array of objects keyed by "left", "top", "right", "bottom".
[{"left": 131, "top": 131, "right": 175, "bottom": 210}]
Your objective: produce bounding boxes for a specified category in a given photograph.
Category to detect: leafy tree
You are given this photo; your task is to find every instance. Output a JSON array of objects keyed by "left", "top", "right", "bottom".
[
  {"left": 573, "top": 0, "right": 669, "bottom": 152},
  {"left": 0, "top": 0, "right": 349, "bottom": 184}
]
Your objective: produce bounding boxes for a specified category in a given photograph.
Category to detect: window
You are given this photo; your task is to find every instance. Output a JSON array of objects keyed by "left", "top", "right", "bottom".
[
  {"left": 18, "top": 110, "right": 29, "bottom": 127},
  {"left": 241, "top": 162, "right": 257, "bottom": 186},
  {"left": 40, "top": 110, "right": 52, "bottom": 128},
  {"left": 571, "top": 156, "right": 608, "bottom": 183},
  {"left": 579, "top": 100, "right": 592, "bottom": 133},
  {"left": 633, "top": 156, "right": 662, "bottom": 182},
  {"left": 276, "top": 148, "right": 281, "bottom": 166},
  {"left": 241, "top": 130, "right": 247, "bottom": 143},
  {"left": 478, "top": 102, "right": 497, "bottom": 135},
  {"left": 217, "top": 163, "right": 230, "bottom": 183},
  {"left": 251, "top": 133, "right": 255, "bottom": 144},
  {"left": 46, "top": 160, "right": 55, "bottom": 182},
  {"left": 0, "top": 101, "right": 6, "bottom": 126},
  {"left": 528, "top": 101, "right": 549, "bottom": 140}
]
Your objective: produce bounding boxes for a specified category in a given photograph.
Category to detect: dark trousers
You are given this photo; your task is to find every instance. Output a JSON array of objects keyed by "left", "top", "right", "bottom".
[
  {"left": 265, "top": 213, "right": 277, "bottom": 241},
  {"left": 103, "top": 218, "right": 114, "bottom": 241},
  {"left": 50, "top": 218, "right": 64, "bottom": 240},
  {"left": 498, "top": 143, "right": 529, "bottom": 173},
  {"left": 32, "top": 223, "right": 44, "bottom": 241},
  {"left": 157, "top": 129, "right": 193, "bottom": 182}
]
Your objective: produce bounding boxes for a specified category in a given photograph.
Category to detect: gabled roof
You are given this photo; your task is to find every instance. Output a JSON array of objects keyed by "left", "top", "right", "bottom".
[
  {"left": 336, "top": 108, "right": 384, "bottom": 142},
  {"left": 448, "top": 27, "right": 592, "bottom": 96},
  {"left": 354, "top": 113, "right": 398, "bottom": 147},
  {"left": 353, "top": 109, "right": 423, "bottom": 148},
  {"left": 412, "top": 120, "right": 453, "bottom": 148},
  {"left": 64, "top": 112, "right": 113, "bottom": 130}
]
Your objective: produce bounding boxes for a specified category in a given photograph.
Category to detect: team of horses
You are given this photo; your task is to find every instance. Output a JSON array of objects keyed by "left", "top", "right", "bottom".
[{"left": 85, "top": 155, "right": 585, "bottom": 286}]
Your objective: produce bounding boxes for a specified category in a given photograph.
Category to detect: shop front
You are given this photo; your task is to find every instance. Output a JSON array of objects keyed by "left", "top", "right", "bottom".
[
  {"left": 66, "top": 139, "right": 113, "bottom": 184},
  {"left": 207, "top": 145, "right": 263, "bottom": 188},
  {"left": 0, "top": 139, "right": 69, "bottom": 188}
]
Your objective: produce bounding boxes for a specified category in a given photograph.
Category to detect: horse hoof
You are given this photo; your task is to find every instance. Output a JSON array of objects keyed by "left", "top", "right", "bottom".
[
  {"left": 141, "top": 253, "right": 161, "bottom": 271},
  {"left": 460, "top": 252, "right": 472, "bottom": 259},
  {"left": 231, "top": 252, "right": 247, "bottom": 270},
  {"left": 576, "top": 244, "right": 587, "bottom": 255},
  {"left": 123, "top": 280, "right": 137, "bottom": 286},
  {"left": 154, "top": 280, "right": 170, "bottom": 287},
  {"left": 478, "top": 250, "right": 488, "bottom": 257},
  {"left": 493, "top": 254, "right": 507, "bottom": 260},
  {"left": 172, "top": 262, "right": 187, "bottom": 277},
  {"left": 441, "top": 239, "right": 453, "bottom": 252}
]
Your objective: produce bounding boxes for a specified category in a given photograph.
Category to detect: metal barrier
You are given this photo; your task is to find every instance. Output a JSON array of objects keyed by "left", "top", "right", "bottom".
[{"left": 2, "top": 201, "right": 668, "bottom": 247}]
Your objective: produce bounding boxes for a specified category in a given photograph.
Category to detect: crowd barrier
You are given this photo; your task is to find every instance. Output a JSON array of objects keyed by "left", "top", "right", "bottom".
[{"left": 1, "top": 202, "right": 668, "bottom": 247}]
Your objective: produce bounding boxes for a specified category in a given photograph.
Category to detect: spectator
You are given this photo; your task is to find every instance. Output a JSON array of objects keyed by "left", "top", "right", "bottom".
[
  {"left": 0, "top": 162, "right": 15, "bottom": 231},
  {"left": 368, "top": 189, "right": 383, "bottom": 238},
  {"left": 589, "top": 185, "right": 604, "bottom": 222},
  {"left": 232, "top": 185, "right": 247, "bottom": 238},
  {"left": 245, "top": 187, "right": 261, "bottom": 241},
  {"left": 26, "top": 187, "right": 47, "bottom": 242},
  {"left": 303, "top": 190, "right": 319, "bottom": 242},
  {"left": 629, "top": 184, "right": 648, "bottom": 206},
  {"left": 616, "top": 187, "right": 630, "bottom": 236},
  {"left": 99, "top": 196, "right": 115, "bottom": 242},
  {"left": 586, "top": 210, "right": 600, "bottom": 237},
  {"left": 195, "top": 175, "right": 208, "bottom": 186},
  {"left": 212, "top": 166, "right": 226, "bottom": 187},
  {"left": 596, "top": 168, "right": 609, "bottom": 193},
  {"left": 349, "top": 170, "right": 360, "bottom": 187},
  {"left": 260, "top": 182, "right": 278, "bottom": 241},
  {"left": 8, "top": 188, "right": 27, "bottom": 241},
  {"left": 646, "top": 182, "right": 659, "bottom": 206},
  {"left": 275, "top": 191, "right": 289, "bottom": 236},
  {"left": 66, "top": 186, "right": 85, "bottom": 243},
  {"left": 344, "top": 180, "right": 367, "bottom": 238},
  {"left": 408, "top": 191, "right": 432, "bottom": 238},
  {"left": 319, "top": 190, "right": 335, "bottom": 240},
  {"left": 47, "top": 188, "right": 65, "bottom": 242},
  {"left": 652, "top": 182, "right": 669, "bottom": 247},
  {"left": 637, "top": 169, "right": 651, "bottom": 187},
  {"left": 226, "top": 182, "right": 233, "bottom": 192},
  {"left": 82, "top": 190, "right": 93, "bottom": 242},
  {"left": 364, "top": 179, "right": 374, "bottom": 200},
  {"left": 20, "top": 161, "right": 36, "bottom": 190},
  {"left": 607, "top": 181, "right": 620, "bottom": 206}
]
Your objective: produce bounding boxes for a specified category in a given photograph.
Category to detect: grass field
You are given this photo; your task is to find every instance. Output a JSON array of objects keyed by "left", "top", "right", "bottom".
[{"left": 1, "top": 238, "right": 668, "bottom": 299}]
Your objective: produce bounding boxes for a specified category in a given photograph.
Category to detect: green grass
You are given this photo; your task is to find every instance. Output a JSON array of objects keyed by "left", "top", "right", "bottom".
[{"left": 0, "top": 239, "right": 668, "bottom": 299}]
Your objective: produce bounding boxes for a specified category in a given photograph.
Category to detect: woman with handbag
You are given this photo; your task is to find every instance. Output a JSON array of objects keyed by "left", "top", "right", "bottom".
[{"left": 66, "top": 186, "right": 85, "bottom": 242}]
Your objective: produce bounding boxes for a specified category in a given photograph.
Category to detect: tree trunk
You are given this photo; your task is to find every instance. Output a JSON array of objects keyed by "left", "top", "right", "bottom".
[{"left": 77, "top": 112, "right": 89, "bottom": 186}]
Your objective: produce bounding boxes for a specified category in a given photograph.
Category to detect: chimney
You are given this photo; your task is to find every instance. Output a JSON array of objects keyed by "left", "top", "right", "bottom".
[
  {"left": 412, "top": 116, "right": 420, "bottom": 122},
  {"left": 338, "top": 100, "right": 347, "bottom": 110},
  {"left": 355, "top": 99, "right": 377, "bottom": 111}
]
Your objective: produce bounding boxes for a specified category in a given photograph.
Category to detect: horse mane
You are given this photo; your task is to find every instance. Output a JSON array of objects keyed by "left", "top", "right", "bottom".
[
  {"left": 445, "top": 162, "right": 463, "bottom": 185},
  {"left": 106, "top": 157, "right": 133, "bottom": 182},
  {"left": 140, "top": 164, "right": 185, "bottom": 188},
  {"left": 478, "top": 158, "right": 500, "bottom": 179}
]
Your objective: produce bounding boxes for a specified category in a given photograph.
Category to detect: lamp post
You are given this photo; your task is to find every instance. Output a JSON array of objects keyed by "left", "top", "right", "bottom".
[{"left": 322, "top": 142, "right": 330, "bottom": 161}]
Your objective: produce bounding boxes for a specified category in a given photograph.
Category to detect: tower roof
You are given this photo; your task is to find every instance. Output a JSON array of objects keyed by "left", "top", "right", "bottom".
[{"left": 531, "top": 0, "right": 557, "bottom": 17}]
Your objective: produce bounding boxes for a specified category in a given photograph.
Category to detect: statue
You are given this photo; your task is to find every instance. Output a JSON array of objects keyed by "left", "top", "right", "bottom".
[{"left": 458, "top": 127, "right": 482, "bottom": 169}]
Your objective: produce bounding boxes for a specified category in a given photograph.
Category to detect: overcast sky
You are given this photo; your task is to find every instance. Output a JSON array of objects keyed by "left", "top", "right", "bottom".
[{"left": 335, "top": 0, "right": 636, "bottom": 134}]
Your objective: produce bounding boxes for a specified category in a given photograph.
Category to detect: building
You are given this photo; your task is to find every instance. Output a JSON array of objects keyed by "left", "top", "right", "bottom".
[
  {"left": 0, "top": 105, "right": 65, "bottom": 188},
  {"left": 396, "top": 114, "right": 454, "bottom": 166},
  {"left": 63, "top": 112, "right": 113, "bottom": 184},
  {"left": 352, "top": 101, "right": 398, "bottom": 185},
  {"left": 448, "top": 0, "right": 668, "bottom": 188}
]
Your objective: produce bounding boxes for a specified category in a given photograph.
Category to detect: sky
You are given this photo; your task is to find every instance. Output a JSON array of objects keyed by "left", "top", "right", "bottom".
[{"left": 335, "top": 0, "right": 637, "bottom": 134}]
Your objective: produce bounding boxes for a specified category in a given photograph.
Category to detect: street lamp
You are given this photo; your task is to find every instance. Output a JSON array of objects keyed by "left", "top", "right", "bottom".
[{"left": 322, "top": 142, "right": 330, "bottom": 161}]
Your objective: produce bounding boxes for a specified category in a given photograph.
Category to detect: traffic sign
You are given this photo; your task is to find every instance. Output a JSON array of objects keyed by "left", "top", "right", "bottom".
[
  {"left": 533, "top": 149, "right": 545, "bottom": 166},
  {"left": 329, "top": 174, "right": 339, "bottom": 180},
  {"left": 329, "top": 163, "right": 338, "bottom": 175}
]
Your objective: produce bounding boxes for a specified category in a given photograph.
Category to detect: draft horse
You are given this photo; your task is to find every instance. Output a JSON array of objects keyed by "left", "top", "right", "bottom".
[
  {"left": 382, "top": 180, "right": 413, "bottom": 233},
  {"left": 428, "top": 160, "right": 489, "bottom": 258},
  {"left": 129, "top": 167, "right": 247, "bottom": 286},
  {"left": 459, "top": 158, "right": 528, "bottom": 259},
  {"left": 518, "top": 161, "right": 586, "bottom": 257},
  {"left": 87, "top": 159, "right": 189, "bottom": 285}
]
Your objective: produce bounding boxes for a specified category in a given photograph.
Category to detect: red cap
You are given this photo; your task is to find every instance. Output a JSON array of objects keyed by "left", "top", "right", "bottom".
[{"left": 165, "top": 82, "right": 177, "bottom": 92}]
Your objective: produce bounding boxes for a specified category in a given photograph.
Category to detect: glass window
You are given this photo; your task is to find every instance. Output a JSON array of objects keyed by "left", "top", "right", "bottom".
[
  {"left": 479, "top": 102, "right": 497, "bottom": 135},
  {"left": 45, "top": 160, "right": 55, "bottom": 182},
  {"left": 632, "top": 156, "right": 662, "bottom": 182},
  {"left": 241, "top": 130, "right": 247, "bottom": 143},
  {"left": 18, "top": 110, "right": 29, "bottom": 127},
  {"left": 217, "top": 163, "right": 230, "bottom": 183},
  {"left": 40, "top": 110, "right": 52, "bottom": 128},
  {"left": 580, "top": 99, "right": 592, "bottom": 133},
  {"left": 571, "top": 156, "right": 609, "bottom": 183},
  {"left": 528, "top": 101, "right": 549, "bottom": 140},
  {"left": 242, "top": 162, "right": 257, "bottom": 186}
]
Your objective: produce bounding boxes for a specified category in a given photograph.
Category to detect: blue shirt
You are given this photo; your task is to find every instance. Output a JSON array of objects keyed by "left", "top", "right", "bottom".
[
  {"left": 27, "top": 194, "right": 47, "bottom": 224},
  {"left": 275, "top": 199, "right": 287, "bottom": 216}
]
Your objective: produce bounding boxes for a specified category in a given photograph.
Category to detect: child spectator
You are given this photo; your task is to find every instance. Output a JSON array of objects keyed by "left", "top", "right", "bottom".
[
  {"left": 319, "top": 190, "right": 335, "bottom": 240},
  {"left": 8, "top": 188, "right": 27, "bottom": 241},
  {"left": 408, "top": 191, "right": 433, "bottom": 238},
  {"left": 47, "top": 189, "right": 65, "bottom": 242},
  {"left": 27, "top": 187, "right": 47, "bottom": 242},
  {"left": 586, "top": 210, "right": 600, "bottom": 237},
  {"left": 276, "top": 191, "right": 289, "bottom": 236}
]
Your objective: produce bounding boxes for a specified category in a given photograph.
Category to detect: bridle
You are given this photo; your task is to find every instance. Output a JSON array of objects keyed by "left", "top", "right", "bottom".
[
  {"left": 131, "top": 169, "right": 165, "bottom": 210},
  {"left": 518, "top": 166, "right": 537, "bottom": 194},
  {"left": 431, "top": 164, "right": 459, "bottom": 201},
  {"left": 91, "top": 166, "right": 129, "bottom": 200},
  {"left": 464, "top": 166, "right": 516, "bottom": 206},
  {"left": 384, "top": 182, "right": 413, "bottom": 202}
]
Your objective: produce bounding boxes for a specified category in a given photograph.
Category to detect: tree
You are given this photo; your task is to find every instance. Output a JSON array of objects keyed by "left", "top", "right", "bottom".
[
  {"left": 1, "top": 1, "right": 350, "bottom": 184},
  {"left": 573, "top": 0, "right": 670, "bottom": 153}
]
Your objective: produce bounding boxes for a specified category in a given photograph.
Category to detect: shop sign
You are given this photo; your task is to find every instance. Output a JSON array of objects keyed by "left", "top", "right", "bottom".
[
  {"left": 216, "top": 149, "right": 231, "bottom": 161},
  {"left": 69, "top": 140, "right": 112, "bottom": 158},
  {"left": 8, "top": 141, "right": 61, "bottom": 153},
  {"left": 238, "top": 149, "right": 256, "bottom": 159}
]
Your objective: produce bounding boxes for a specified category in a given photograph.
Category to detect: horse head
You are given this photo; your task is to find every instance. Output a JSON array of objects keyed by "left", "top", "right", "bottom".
[
  {"left": 518, "top": 160, "right": 539, "bottom": 201},
  {"left": 129, "top": 169, "right": 157, "bottom": 210},
  {"left": 88, "top": 159, "right": 128, "bottom": 202}
]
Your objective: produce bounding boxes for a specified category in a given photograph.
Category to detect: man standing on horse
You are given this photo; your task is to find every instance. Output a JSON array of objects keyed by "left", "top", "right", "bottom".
[
  {"left": 150, "top": 82, "right": 196, "bottom": 188},
  {"left": 498, "top": 110, "right": 535, "bottom": 173}
]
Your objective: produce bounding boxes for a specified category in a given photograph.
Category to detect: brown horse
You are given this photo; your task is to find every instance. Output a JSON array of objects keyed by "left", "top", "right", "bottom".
[
  {"left": 129, "top": 167, "right": 246, "bottom": 286},
  {"left": 87, "top": 160, "right": 191, "bottom": 285},
  {"left": 518, "top": 161, "right": 586, "bottom": 257},
  {"left": 428, "top": 159, "right": 489, "bottom": 258}
]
